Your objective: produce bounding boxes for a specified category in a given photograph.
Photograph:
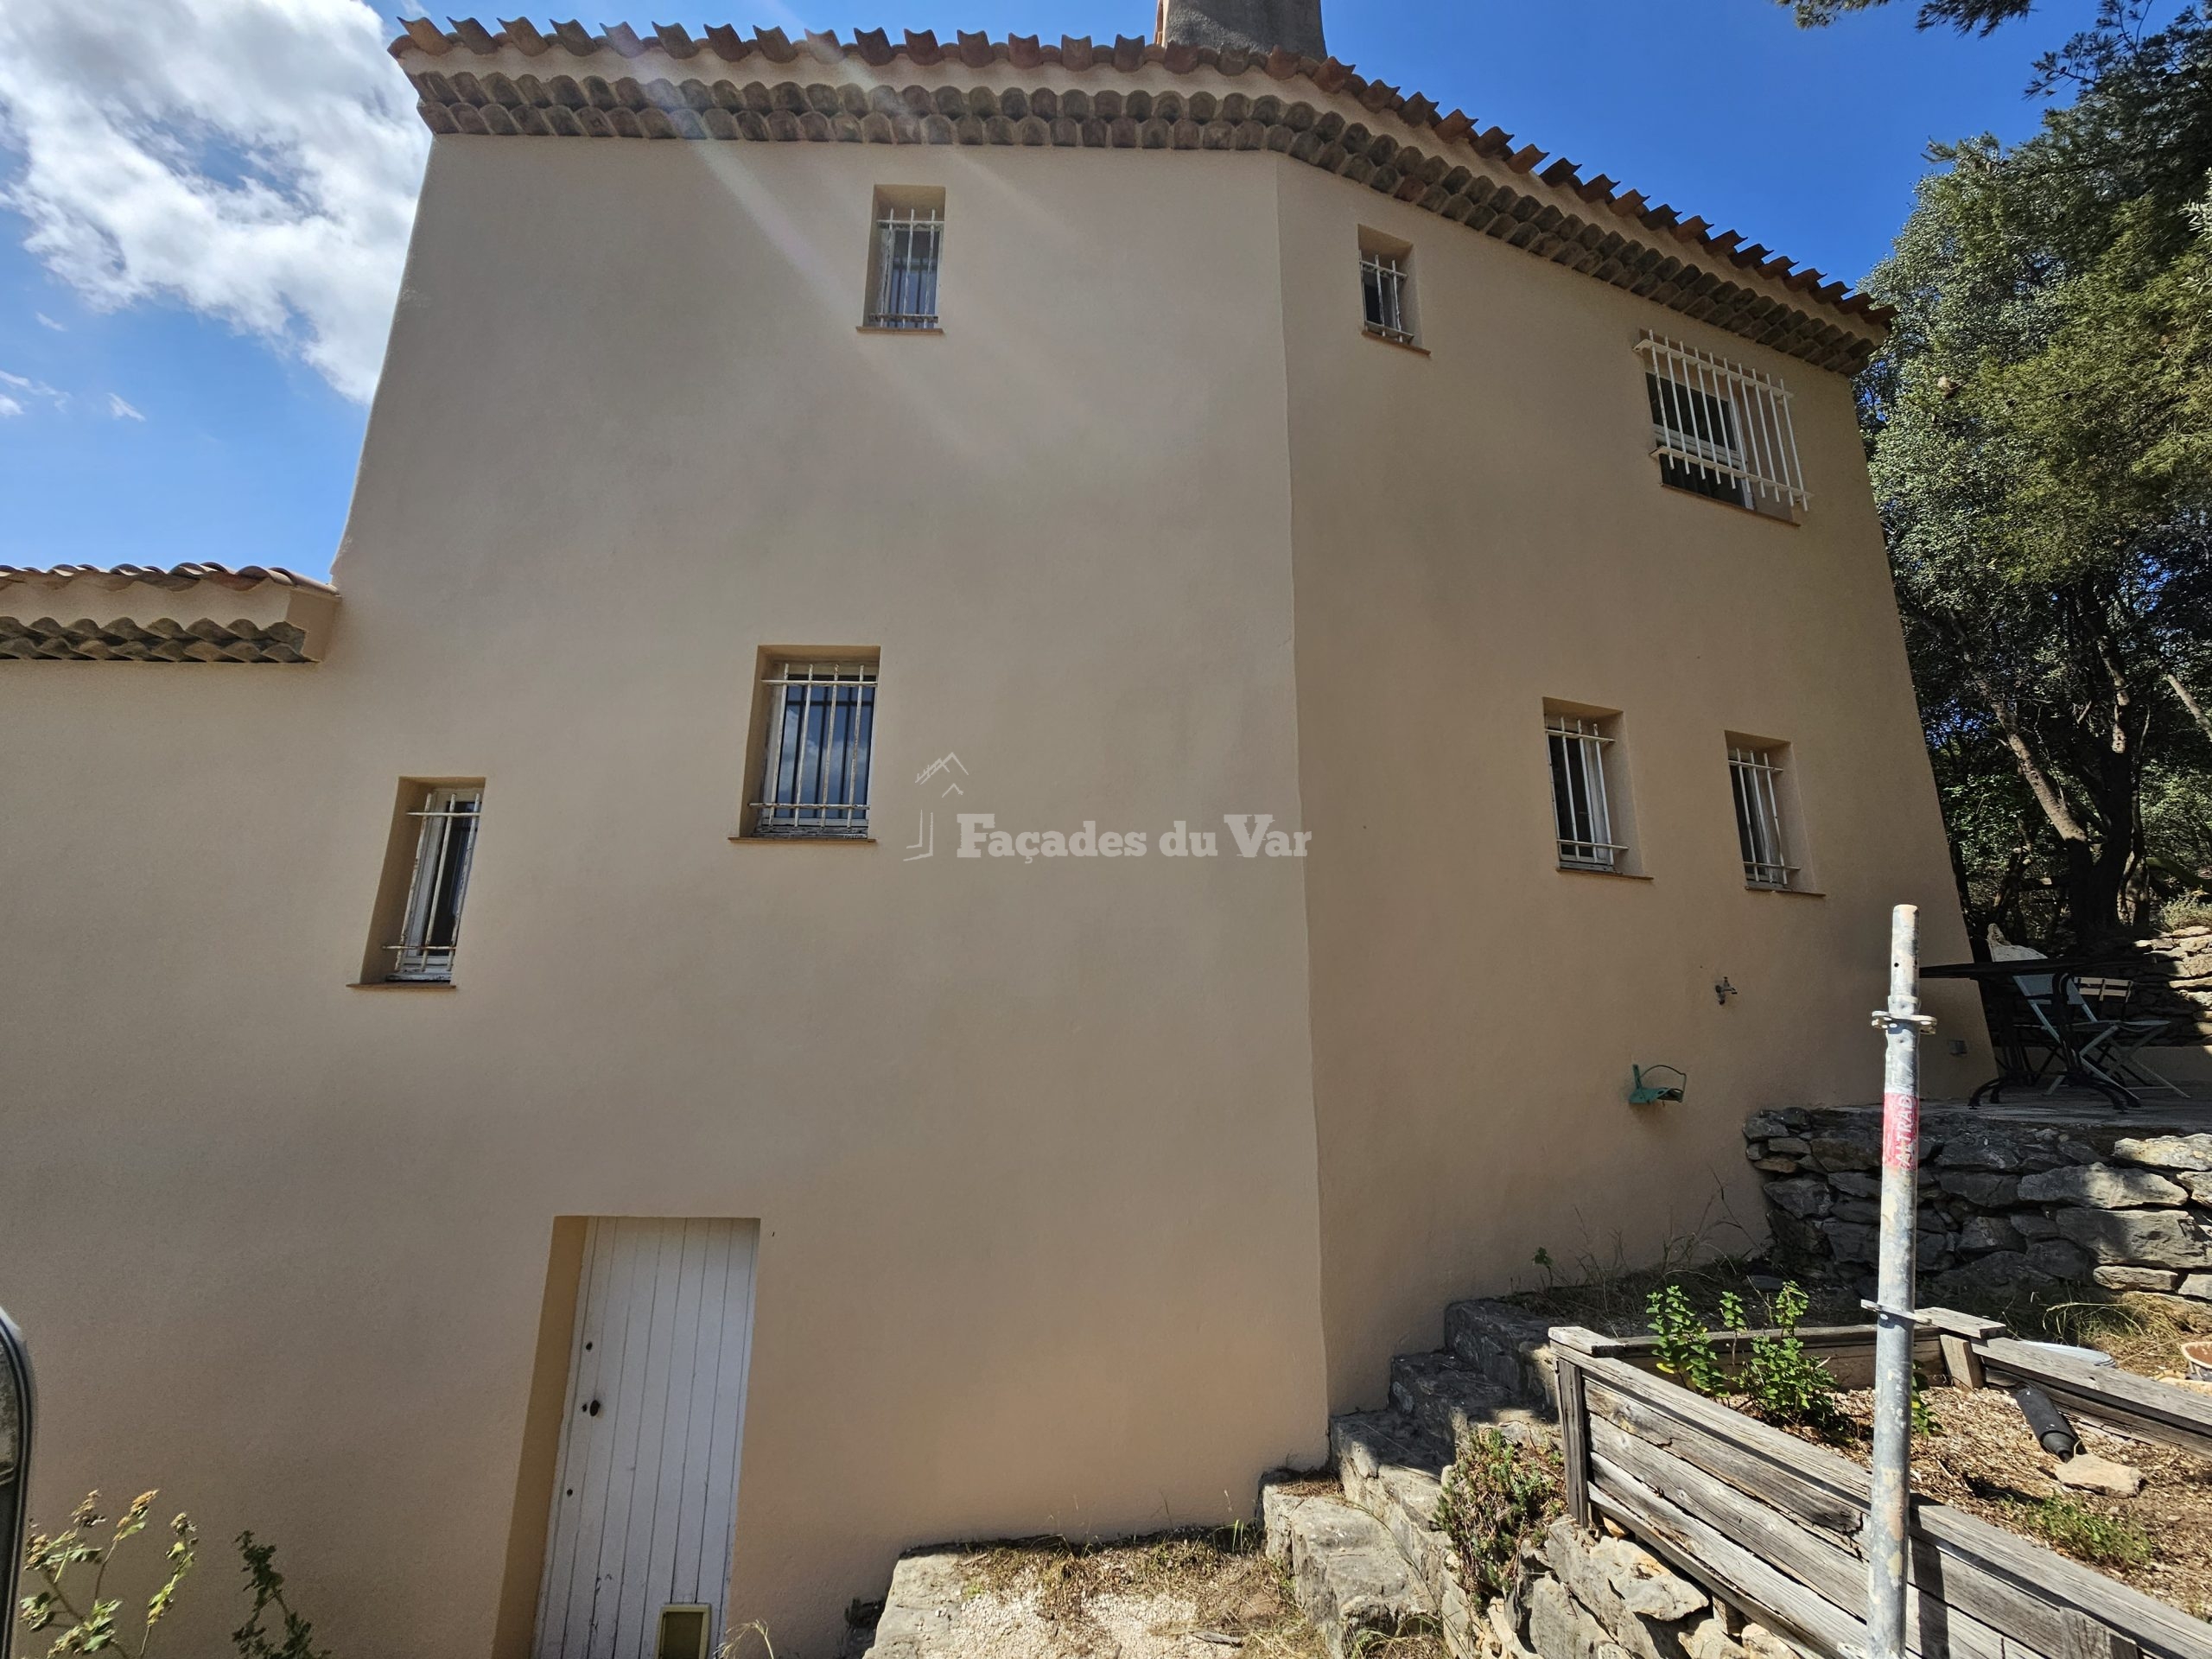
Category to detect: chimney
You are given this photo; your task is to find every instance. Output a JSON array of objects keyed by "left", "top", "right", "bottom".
[{"left": 1154, "top": 0, "right": 1325, "bottom": 60}]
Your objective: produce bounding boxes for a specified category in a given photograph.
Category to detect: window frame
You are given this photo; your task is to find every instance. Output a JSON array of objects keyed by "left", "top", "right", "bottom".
[
  {"left": 1729, "top": 743, "right": 1797, "bottom": 890},
  {"left": 862, "top": 192, "right": 944, "bottom": 332},
  {"left": 1547, "top": 714, "right": 1623, "bottom": 873},
  {"left": 748, "top": 657, "right": 880, "bottom": 840},
  {"left": 1357, "top": 227, "right": 1419, "bottom": 349},
  {"left": 385, "top": 784, "right": 483, "bottom": 982},
  {"left": 1637, "top": 332, "right": 1807, "bottom": 518}
]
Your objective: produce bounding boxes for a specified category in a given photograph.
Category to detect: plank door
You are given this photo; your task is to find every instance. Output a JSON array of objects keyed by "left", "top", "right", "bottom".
[{"left": 533, "top": 1218, "right": 760, "bottom": 1659}]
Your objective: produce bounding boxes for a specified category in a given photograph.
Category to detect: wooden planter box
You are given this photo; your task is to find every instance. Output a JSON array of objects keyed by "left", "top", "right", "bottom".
[{"left": 1545, "top": 1313, "right": 2212, "bottom": 1659}]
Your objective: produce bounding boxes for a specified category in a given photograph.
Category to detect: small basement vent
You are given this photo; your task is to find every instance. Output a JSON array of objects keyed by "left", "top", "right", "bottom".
[{"left": 657, "top": 1605, "right": 710, "bottom": 1659}]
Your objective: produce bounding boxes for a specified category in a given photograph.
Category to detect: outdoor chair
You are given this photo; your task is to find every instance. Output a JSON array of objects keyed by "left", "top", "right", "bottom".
[{"left": 2070, "top": 976, "right": 2186, "bottom": 1097}]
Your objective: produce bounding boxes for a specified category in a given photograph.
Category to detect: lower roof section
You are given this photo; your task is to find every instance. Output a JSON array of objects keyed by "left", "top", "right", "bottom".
[{"left": 0, "top": 563, "right": 339, "bottom": 663}]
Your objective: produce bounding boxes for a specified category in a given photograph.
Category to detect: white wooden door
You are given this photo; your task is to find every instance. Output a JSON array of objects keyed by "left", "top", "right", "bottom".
[{"left": 534, "top": 1218, "right": 760, "bottom": 1659}]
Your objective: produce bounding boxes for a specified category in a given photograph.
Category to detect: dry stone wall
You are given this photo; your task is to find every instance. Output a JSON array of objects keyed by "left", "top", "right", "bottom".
[
  {"left": 1518, "top": 1519, "right": 1809, "bottom": 1659},
  {"left": 2128, "top": 928, "right": 2212, "bottom": 1039},
  {"left": 1745, "top": 1106, "right": 2212, "bottom": 1309}
]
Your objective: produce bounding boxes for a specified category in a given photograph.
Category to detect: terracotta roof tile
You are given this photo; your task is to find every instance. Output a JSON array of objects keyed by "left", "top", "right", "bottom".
[
  {"left": 0, "top": 563, "right": 337, "bottom": 663},
  {"left": 0, "top": 616, "right": 317, "bottom": 664},
  {"left": 388, "top": 19, "right": 1890, "bottom": 371},
  {"left": 0, "top": 562, "right": 335, "bottom": 595}
]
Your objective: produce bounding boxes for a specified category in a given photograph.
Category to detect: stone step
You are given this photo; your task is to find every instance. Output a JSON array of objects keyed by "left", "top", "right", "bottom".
[
  {"left": 1262, "top": 1475, "right": 1439, "bottom": 1659},
  {"left": 1389, "top": 1351, "right": 1551, "bottom": 1447},
  {"left": 1331, "top": 1413, "right": 1461, "bottom": 1628},
  {"left": 857, "top": 1550, "right": 965, "bottom": 1659},
  {"left": 1446, "top": 1299, "right": 1561, "bottom": 1411},
  {"left": 1332, "top": 1394, "right": 1565, "bottom": 1659}
]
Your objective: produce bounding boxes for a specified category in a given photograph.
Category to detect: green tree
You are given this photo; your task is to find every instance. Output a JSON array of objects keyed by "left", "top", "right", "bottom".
[
  {"left": 1786, "top": 0, "right": 2035, "bottom": 31},
  {"left": 1855, "top": 3, "right": 2212, "bottom": 945}
]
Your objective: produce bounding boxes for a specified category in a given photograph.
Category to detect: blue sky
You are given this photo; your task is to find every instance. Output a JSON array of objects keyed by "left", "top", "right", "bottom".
[{"left": 0, "top": 0, "right": 2089, "bottom": 581}]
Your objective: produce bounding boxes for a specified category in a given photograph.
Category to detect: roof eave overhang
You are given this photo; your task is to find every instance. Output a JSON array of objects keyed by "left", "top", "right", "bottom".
[
  {"left": 392, "top": 21, "right": 1889, "bottom": 374},
  {"left": 0, "top": 565, "right": 339, "bottom": 663}
]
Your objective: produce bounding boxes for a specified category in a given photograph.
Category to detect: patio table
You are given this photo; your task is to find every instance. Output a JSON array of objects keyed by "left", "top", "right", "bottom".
[{"left": 1923, "top": 957, "right": 2139, "bottom": 1109}]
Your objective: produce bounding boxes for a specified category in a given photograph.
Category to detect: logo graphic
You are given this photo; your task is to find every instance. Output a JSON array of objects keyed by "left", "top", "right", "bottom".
[
  {"left": 915, "top": 753, "right": 968, "bottom": 798},
  {"left": 906, "top": 754, "right": 972, "bottom": 860}
]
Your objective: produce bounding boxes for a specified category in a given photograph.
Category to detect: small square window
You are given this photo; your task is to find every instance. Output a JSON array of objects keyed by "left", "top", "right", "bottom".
[
  {"left": 1358, "top": 228, "right": 1417, "bottom": 347},
  {"left": 863, "top": 188, "right": 944, "bottom": 331},
  {"left": 1728, "top": 741, "right": 1799, "bottom": 889},
  {"left": 364, "top": 781, "right": 483, "bottom": 982},
  {"left": 747, "top": 657, "right": 879, "bottom": 838}
]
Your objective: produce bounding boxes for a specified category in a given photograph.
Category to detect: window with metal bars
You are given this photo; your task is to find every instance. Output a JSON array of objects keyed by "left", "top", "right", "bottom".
[
  {"left": 1361, "top": 249, "right": 1415, "bottom": 346},
  {"left": 1548, "top": 715, "right": 1623, "bottom": 871},
  {"left": 1729, "top": 745, "right": 1796, "bottom": 889},
  {"left": 385, "top": 785, "right": 481, "bottom": 982},
  {"left": 753, "top": 660, "right": 877, "bottom": 837},
  {"left": 865, "top": 202, "right": 943, "bottom": 330},
  {"left": 1637, "top": 332, "right": 1807, "bottom": 516}
]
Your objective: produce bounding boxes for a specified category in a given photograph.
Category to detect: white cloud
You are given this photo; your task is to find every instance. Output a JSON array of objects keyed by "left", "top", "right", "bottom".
[
  {"left": 107, "top": 391, "right": 144, "bottom": 420},
  {"left": 33, "top": 310, "right": 63, "bottom": 330},
  {"left": 0, "top": 0, "right": 428, "bottom": 403},
  {"left": 0, "top": 366, "right": 63, "bottom": 410},
  {"left": 0, "top": 395, "right": 22, "bottom": 417}
]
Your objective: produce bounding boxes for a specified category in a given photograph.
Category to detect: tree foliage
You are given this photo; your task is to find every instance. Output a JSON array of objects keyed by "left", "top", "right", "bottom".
[
  {"left": 1787, "top": 0, "right": 2035, "bottom": 33},
  {"left": 1854, "top": 3, "right": 2212, "bottom": 946}
]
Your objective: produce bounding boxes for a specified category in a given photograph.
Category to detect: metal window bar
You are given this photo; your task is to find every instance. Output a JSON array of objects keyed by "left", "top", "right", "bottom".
[
  {"left": 1548, "top": 715, "right": 1624, "bottom": 870},
  {"left": 754, "top": 661, "right": 878, "bottom": 837},
  {"left": 385, "top": 785, "right": 482, "bottom": 981},
  {"left": 1361, "top": 251, "right": 1415, "bottom": 345},
  {"left": 1729, "top": 746, "right": 1796, "bottom": 888},
  {"left": 1636, "top": 332, "right": 1808, "bottom": 511},
  {"left": 867, "top": 207, "right": 942, "bottom": 329}
]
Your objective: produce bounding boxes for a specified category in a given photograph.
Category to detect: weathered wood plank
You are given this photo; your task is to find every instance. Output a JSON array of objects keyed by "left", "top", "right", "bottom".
[
  {"left": 1974, "top": 1339, "right": 2212, "bottom": 1462},
  {"left": 1910, "top": 1501, "right": 2212, "bottom": 1659},
  {"left": 1591, "top": 1381, "right": 2080, "bottom": 1658},
  {"left": 1554, "top": 1322, "right": 1941, "bottom": 1388},
  {"left": 1580, "top": 1355, "right": 1874, "bottom": 1500},
  {"left": 1587, "top": 1377, "right": 1864, "bottom": 1533},
  {"left": 1586, "top": 1351, "right": 2212, "bottom": 1659},
  {"left": 1559, "top": 1351, "right": 1593, "bottom": 1529},
  {"left": 1923, "top": 1308, "right": 2008, "bottom": 1343},
  {"left": 1590, "top": 1416, "right": 2012, "bottom": 1659},
  {"left": 1941, "top": 1334, "right": 1986, "bottom": 1391},
  {"left": 1590, "top": 1451, "right": 1871, "bottom": 1658}
]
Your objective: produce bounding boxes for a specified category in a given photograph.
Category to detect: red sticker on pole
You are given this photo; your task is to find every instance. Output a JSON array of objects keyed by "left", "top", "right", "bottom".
[{"left": 1882, "top": 1090, "right": 1920, "bottom": 1171}]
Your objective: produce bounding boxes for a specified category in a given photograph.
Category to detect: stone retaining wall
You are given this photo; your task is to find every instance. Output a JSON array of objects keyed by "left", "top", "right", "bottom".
[
  {"left": 1745, "top": 1106, "right": 2212, "bottom": 1309},
  {"left": 2127, "top": 929, "right": 2212, "bottom": 1039},
  {"left": 1516, "top": 1519, "right": 1808, "bottom": 1659}
]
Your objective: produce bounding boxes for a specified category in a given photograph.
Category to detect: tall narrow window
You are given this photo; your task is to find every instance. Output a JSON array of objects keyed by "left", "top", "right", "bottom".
[
  {"left": 864, "top": 191, "right": 944, "bottom": 331},
  {"left": 753, "top": 659, "right": 878, "bottom": 837},
  {"left": 1358, "top": 228, "right": 1417, "bottom": 347},
  {"left": 1730, "top": 745, "right": 1796, "bottom": 889},
  {"left": 1637, "top": 332, "right": 1807, "bottom": 518},
  {"left": 1547, "top": 715, "right": 1621, "bottom": 871},
  {"left": 386, "top": 785, "right": 482, "bottom": 981}
]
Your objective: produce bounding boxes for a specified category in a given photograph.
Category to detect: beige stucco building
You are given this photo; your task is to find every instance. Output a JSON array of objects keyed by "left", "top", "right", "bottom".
[{"left": 0, "top": 3, "right": 1985, "bottom": 1655}]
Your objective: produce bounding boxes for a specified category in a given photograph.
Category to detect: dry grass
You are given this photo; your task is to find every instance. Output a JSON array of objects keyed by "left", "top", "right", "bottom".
[
  {"left": 939, "top": 1527, "right": 1446, "bottom": 1659},
  {"left": 1814, "top": 1384, "right": 2212, "bottom": 1617},
  {"left": 2030, "top": 1294, "right": 2212, "bottom": 1379}
]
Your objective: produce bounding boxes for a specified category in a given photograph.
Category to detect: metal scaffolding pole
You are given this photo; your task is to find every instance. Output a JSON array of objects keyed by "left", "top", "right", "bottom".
[{"left": 1866, "top": 904, "right": 1935, "bottom": 1659}]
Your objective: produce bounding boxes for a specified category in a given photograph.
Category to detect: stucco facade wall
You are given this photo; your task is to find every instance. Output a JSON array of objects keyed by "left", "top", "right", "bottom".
[
  {"left": 0, "top": 139, "right": 1332, "bottom": 1657},
  {"left": 1268, "top": 162, "right": 1984, "bottom": 1410},
  {"left": 3, "top": 124, "right": 1986, "bottom": 1659}
]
